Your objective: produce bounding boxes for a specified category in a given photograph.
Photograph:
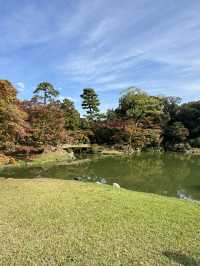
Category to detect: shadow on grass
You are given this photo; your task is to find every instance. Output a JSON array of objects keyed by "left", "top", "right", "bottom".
[{"left": 163, "top": 251, "right": 199, "bottom": 266}]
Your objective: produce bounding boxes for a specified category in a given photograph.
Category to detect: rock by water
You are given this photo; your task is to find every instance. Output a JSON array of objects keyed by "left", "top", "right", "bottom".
[{"left": 113, "top": 183, "right": 120, "bottom": 188}]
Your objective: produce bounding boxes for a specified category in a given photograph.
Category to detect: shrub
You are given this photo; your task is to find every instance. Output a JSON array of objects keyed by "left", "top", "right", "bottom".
[
  {"left": 165, "top": 122, "right": 189, "bottom": 143},
  {"left": 0, "top": 154, "right": 16, "bottom": 165},
  {"left": 190, "top": 137, "right": 200, "bottom": 148}
]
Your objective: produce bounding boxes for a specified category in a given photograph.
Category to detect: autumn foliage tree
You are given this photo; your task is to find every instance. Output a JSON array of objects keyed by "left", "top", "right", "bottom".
[
  {"left": 107, "top": 88, "right": 165, "bottom": 151},
  {"left": 0, "top": 78, "right": 200, "bottom": 155},
  {"left": 21, "top": 101, "right": 66, "bottom": 146},
  {"left": 0, "top": 80, "right": 28, "bottom": 151}
]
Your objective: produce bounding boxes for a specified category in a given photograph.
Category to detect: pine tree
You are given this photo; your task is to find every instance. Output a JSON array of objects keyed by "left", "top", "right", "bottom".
[
  {"left": 33, "top": 82, "right": 59, "bottom": 105},
  {"left": 80, "top": 88, "right": 100, "bottom": 120}
]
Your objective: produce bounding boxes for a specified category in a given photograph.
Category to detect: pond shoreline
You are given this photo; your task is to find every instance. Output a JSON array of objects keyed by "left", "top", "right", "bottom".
[
  {"left": 0, "top": 150, "right": 200, "bottom": 201},
  {"left": 1, "top": 144, "right": 200, "bottom": 168}
]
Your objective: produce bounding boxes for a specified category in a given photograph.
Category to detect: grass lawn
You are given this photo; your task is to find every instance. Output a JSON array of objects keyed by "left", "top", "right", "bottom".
[{"left": 0, "top": 179, "right": 200, "bottom": 265}]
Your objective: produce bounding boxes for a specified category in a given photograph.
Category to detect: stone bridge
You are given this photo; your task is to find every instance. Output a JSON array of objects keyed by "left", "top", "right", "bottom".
[{"left": 62, "top": 144, "right": 93, "bottom": 153}]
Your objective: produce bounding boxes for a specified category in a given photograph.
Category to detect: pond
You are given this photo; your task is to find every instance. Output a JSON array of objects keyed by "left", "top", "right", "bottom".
[{"left": 0, "top": 152, "right": 200, "bottom": 201}]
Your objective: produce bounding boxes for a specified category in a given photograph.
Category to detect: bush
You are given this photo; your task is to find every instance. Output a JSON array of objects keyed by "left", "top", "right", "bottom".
[
  {"left": 0, "top": 154, "right": 16, "bottom": 165},
  {"left": 165, "top": 122, "right": 189, "bottom": 143},
  {"left": 65, "top": 130, "right": 92, "bottom": 145},
  {"left": 165, "top": 142, "right": 191, "bottom": 152},
  {"left": 93, "top": 127, "right": 122, "bottom": 145},
  {"left": 190, "top": 137, "right": 200, "bottom": 148}
]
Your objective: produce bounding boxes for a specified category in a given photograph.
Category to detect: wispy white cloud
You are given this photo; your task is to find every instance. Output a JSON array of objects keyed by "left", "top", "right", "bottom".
[
  {"left": 15, "top": 82, "right": 25, "bottom": 92},
  {"left": 58, "top": 95, "right": 77, "bottom": 103},
  {"left": 1, "top": 0, "right": 200, "bottom": 109},
  {"left": 57, "top": 0, "right": 200, "bottom": 103},
  {"left": 84, "top": 18, "right": 118, "bottom": 46}
]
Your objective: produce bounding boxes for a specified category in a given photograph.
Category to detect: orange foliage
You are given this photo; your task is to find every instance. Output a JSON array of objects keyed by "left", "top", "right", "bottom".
[{"left": 0, "top": 154, "right": 16, "bottom": 165}]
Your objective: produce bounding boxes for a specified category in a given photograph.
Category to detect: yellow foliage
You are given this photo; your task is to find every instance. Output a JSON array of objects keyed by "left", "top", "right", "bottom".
[{"left": 0, "top": 154, "right": 16, "bottom": 166}]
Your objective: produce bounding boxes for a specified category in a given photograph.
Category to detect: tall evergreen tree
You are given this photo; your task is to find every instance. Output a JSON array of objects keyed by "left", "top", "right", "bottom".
[
  {"left": 33, "top": 82, "right": 59, "bottom": 105},
  {"left": 80, "top": 88, "right": 100, "bottom": 120}
]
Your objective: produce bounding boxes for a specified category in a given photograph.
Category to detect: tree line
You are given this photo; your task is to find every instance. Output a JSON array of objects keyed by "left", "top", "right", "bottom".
[{"left": 0, "top": 79, "right": 200, "bottom": 155}]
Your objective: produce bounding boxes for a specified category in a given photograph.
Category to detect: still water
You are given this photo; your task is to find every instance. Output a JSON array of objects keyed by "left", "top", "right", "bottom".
[{"left": 1, "top": 152, "right": 200, "bottom": 200}]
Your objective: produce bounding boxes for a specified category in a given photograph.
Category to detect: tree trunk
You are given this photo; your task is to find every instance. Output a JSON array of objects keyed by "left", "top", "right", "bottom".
[{"left": 44, "top": 89, "right": 47, "bottom": 105}]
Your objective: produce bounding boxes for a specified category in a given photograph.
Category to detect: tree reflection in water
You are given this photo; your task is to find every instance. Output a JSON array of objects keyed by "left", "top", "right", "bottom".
[{"left": 0, "top": 152, "right": 200, "bottom": 200}]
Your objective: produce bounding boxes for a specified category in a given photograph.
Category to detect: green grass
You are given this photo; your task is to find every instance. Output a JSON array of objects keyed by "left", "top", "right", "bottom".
[{"left": 0, "top": 179, "right": 200, "bottom": 265}]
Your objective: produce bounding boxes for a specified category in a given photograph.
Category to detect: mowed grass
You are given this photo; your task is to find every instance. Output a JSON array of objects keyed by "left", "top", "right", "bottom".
[{"left": 0, "top": 179, "right": 199, "bottom": 265}]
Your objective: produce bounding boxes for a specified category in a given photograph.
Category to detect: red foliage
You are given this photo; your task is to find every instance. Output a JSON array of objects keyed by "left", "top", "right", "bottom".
[{"left": 21, "top": 101, "right": 66, "bottom": 146}]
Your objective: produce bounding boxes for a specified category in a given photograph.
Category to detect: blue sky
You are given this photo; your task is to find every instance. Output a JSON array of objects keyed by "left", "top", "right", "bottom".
[{"left": 1, "top": 0, "right": 200, "bottom": 112}]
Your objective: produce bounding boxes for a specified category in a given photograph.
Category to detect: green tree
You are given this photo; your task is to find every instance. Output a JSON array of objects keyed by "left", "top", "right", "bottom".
[
  {"left": 33, "top": 82, "right": 59, "bottom": 105},
  {"left": 162, "top": 96, "right": 181, "bottom": 122},
  {"left": 165, "top": 122, "right": 189, "bottom": 143},
  {"left": 164, "top": 122, "right": 190, "bottom": 152},
  {"left": 61, "top": 98, "right": 80, "bottom": 130},
  {"left": 81, "top": 88, "right": 100, "bottom": 120},
  {"left": 177, "top": 101, "right": 200, "bottom": 139},
  {"left": 118, "top": 87, "right": 165, "bottom": 127}
]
